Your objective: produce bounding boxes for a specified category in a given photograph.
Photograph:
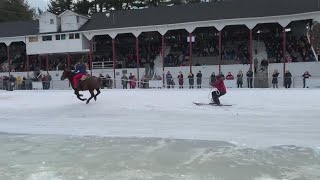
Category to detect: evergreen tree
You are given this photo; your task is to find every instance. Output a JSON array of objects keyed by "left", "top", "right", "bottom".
[
  {"left": 74, "top": 0, "right": 93, "bottom": 15},
  {"left": 48, "top": 0, "right": 73, "bottom": 14},
  {"left": 0, "top": 0, "right": 35, "bottom": 22}
]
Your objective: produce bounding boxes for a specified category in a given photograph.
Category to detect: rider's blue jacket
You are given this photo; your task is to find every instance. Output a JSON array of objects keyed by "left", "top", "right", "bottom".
[{"left": 74, "top": 63, "right": 86, "bottom": 74}]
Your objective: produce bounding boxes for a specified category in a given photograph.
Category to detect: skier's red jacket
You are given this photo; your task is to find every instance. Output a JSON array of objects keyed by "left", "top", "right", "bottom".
[{"left": 210, "top": 78, "right": 226, "bottom": 93}]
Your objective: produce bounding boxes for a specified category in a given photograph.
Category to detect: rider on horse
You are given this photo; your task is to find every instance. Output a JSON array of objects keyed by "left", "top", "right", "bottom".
[{"left": 73, "top": 61, "right": 87, "bottom": 89}]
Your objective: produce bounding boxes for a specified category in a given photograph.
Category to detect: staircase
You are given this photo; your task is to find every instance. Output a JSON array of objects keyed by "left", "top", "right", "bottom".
[
  {"left": 254, "top": 69, "right": 269, "bottom": 88},
  {"left": 252, "top": 40, "right": 269, "bottom": 88}
]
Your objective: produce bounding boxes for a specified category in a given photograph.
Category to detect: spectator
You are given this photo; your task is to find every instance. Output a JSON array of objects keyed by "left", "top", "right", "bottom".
[
  {"left": 130, "top": 75, "right": 137, "bottom": 89},
  {"left": 16, "top": 76, "right": 22, "bottom": 90},
  {"left": 302, "top": 71, "right": 311, "bottom": 88},
  {"left": 254, "top": 58, "right": 258, "bottom": 73},
  {"left": 226, "top": 72, "right": 234, "bottom": 80},
  {"left": 121, "top": 74, "right": 128, "bottom": 89},
  {"left": 178, "top": 71, "right": 184, "bottom": 89},
  {"left": 260, "top": 58, "right": 268, "bottom": 71},
  {"left": 106, "top": 74, "right": 112, "bottom": 89},
  {"left": 210, "top": 72, "right": 216, "bottom": 85},
  {"left": 166, "top": 71, "right": 173, "bottom": 89},
  {"left": 272, "top": 70, "right": 279, "bottom": 88},
  {"left": 284, "top": 70, "right": 292, "bottom": 88},
  {"left": 246, "top": 68, "right": 253, "bottom": 88},
  {"left": 188, "top": 71, "right": 194, "bottom": 89},
  {"left": 141, "top": 75, "right": 148, "bottom": 88},
  {"left": 237, "top": 70, "right": 243, "bottom": 88},
  {"left": 196, "top": 71, "right": 202, "bottom": 88},
  {"left": 129, "top": 73, "right": 133, "bottom": 89},
  {"left": 46, "top": 72, "right": 52, "bottom": 90}
]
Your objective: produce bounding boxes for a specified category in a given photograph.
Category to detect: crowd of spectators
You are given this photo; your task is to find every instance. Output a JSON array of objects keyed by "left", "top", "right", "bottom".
[
  {"left": 264, "top": 33, "right": 316, "bottom": 63},
  {"left": 0, "top": 72, "right": 52, "bottom": 90}
]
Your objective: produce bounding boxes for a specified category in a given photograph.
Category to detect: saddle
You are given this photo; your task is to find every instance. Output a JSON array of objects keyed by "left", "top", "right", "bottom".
[{"left": 80, "top": 75, "right": 89, "bottom": 81}]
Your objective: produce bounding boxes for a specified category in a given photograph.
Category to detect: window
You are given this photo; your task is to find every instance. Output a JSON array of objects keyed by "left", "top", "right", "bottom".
[
  {"left": 42, "top": 35, "right": 52, "bottom": 41},
  {"left": 75, "top": 33, "right": 80, "bottom": 39},
  {"left": 56, "top": 35, "right": 61, "bottom": 40},
  {"left": 29, "top": 36, "right": 38, "bottom": 42},
  {"left": 76, "top": 16, "right": 79, "bottom": 23},
  {"left": 69, "top": 33, "right": 74, "bottom": 39},
  {"left": 61, "top": 34, "right": 66, "bottom": 40},
  {"left": 50, "top": 19, "right": 54, "bottom": 24}
]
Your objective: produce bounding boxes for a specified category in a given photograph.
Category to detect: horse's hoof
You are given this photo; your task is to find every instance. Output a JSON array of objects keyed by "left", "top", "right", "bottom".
[
  {"left": 94, "top": 98, "right": 97, "bottom": 101},
  {"left": 86, "top": 101, "right": 89, "bottom": 104},
  {"left": 82, "top": 98, "right": 87, "bottom": 101}
]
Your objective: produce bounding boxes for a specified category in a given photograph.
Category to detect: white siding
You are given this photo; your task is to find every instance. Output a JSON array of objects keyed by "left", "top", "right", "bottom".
[
  {"left": 39, "top": 12, "right": 59, "bottom": 33},
  {"left": 60, "top": 11, "right": 89, "bottom": 32},
  {"left": 26, "top": 33, "right": 89, "bottom": 55}
]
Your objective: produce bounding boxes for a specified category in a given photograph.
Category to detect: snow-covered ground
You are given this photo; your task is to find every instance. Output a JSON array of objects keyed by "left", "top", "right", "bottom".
[
  {"left": 1, "top": 89, "right": 320, "bottom": 180},
  {"left": 0, "top": 89, "right": 319, "bottom": 148}
]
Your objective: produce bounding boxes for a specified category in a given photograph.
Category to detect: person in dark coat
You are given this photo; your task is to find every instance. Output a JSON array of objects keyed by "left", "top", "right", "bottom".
[
  {"left": 302, "top": 71, "right": 311, "bottom": 88},
  {"left": 196, "top": 71, "right": 202, "bottom": 88},
  {"left": 166, "top": 71, "right": 173, "bottom": 89},
  {"left": 121, "top": 74, "right": 128, "bottom": 89},
  {"left": 237, "top": 70, "right": 243, "bottom": 88},
  {"left": 178, "top": 71, "right": 184, "bottom": 89},
  {"left": 284, "top": 70, "right": 292, "bottom": 88},
  {"left": 188, "top": 71, "right": 194, "bottom": 89},
  {"left": 246, "top": 68, "right": 254, "bottom": 88},
  {"left": 210, "top": 72, "right": 216, "bottom": 85},
  {"left": 272, "top": 70, "right": 279, "bottom": 88}
]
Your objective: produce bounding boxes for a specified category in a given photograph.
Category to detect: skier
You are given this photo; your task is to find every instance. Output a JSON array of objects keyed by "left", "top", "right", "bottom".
[{"left": 210, "top": 73, "right": 226, "bottom": 106}]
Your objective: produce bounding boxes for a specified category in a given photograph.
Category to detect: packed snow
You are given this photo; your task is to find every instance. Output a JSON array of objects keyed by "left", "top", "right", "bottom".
[{"left": 0, "top": 88, "right": 319, "bottom": 148}]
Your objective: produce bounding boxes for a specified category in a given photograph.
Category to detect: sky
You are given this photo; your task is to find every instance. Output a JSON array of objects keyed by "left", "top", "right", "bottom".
[{"left": 27, "top": 0, "right": 49, "bottom": 10}]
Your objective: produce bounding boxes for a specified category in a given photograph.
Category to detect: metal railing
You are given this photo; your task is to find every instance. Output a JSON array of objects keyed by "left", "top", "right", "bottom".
[
  {"left": 92, "top": 61, "right": 114, "bottom": 69},
  {"left": 0, "top": 76, "right": 319, "bottom": 91}
]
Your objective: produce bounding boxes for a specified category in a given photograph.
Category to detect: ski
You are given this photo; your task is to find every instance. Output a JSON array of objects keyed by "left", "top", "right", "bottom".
[{"left": 193, "top": 102, "right": 232, "bottom": 106}]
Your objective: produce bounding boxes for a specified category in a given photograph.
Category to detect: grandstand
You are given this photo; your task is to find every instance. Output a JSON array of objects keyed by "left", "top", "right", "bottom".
[{"left": 0, "top": 0, "right": 320, "bottom": 89}]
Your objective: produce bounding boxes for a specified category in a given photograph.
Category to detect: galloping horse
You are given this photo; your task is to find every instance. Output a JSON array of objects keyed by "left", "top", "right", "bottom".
[{"left": 60, "top": 69, "right": 102, "bottom": 104}]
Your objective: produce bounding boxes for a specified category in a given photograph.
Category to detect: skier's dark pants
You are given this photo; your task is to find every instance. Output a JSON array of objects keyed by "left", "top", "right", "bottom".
[{"left": 212, "top": 91, "right": 226, "bottom": 105}]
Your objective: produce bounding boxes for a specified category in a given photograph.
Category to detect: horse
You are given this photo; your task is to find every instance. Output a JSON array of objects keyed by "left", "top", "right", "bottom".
[{"left": 60, "top": 69, "right": 102, "bottom": 104}]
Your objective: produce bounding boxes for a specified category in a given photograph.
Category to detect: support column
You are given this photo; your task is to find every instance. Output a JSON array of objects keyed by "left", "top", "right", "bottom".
[
  {"left": 162, "top": 35, "right": 165, "bottom": 85},
  {"left": 39, "top": 56, "right": 42, "bottom": 71},
  {"left": 112, "top": 38, "right": 116, "bottom": 88},
  {"left": 7, "top": 45, "right": 10, "bottom": 76},
  {"left": 26, "top": 55, "right": 29, "bottom": 77},
  {"left": 249, "top": 29, "right": 253, "bottom": 70},
  {"left": 67, "top": 53, "right": 71, "bottom": 69},
  {"left": 46, "top": 54, "right": 49, "bottom": 71},
  {"left": 136, "top": 37, "right": 140, "bottom": 87},
  {"left": 89, "top": 40, "right": 93, "bottom": 75},
  {"left": 283, "top": 27, "right": 286, "bottom": 75},
  {"left": 189, "top": 33, "right": 192, "bottom": 72},
  {"left": 218, "top": 31, "right": 222, "bottom": 73}
]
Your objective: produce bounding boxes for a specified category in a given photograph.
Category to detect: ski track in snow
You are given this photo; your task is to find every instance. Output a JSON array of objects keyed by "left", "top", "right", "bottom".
[{"left": 0, "top": 88, "right": 320, "bottom": 149}]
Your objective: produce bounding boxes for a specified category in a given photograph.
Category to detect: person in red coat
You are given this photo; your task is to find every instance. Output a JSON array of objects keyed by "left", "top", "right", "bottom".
[{"left": 210, "top": 73, "right": 227, "bottom": 105}]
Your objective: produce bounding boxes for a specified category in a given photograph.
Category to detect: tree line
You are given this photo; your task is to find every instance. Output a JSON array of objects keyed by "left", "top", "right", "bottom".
[
  {"left": 48, "top": 0, "right": 204, "bottom": 15},
  {"left": 0, "top": 0, "right": 220, "bottom": 22}
]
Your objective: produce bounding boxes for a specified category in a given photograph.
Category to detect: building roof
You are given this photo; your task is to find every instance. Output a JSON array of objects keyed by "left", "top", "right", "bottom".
[
  {"left": 0, "top": 20, "right": 39, "bottom": 38},
  {"left": 58, "top": 10, "right": 91, "bottom": 19},
  {"left": 80, "top": 0, "right": 320, "bottom": 31},
  {"left": 0, "top": 0, "right": 319, "bottom": 40}
]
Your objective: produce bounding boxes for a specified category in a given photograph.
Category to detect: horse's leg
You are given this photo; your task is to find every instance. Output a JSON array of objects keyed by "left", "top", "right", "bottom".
[
  {"left": 75, "top": 90, "right": 87, "bottom": 101},
  {"left": 86, "top": 90, "right": 95, "bottom": 104},
  {"left": 94, "top": 88, "right": 100, "bottom": 101}
]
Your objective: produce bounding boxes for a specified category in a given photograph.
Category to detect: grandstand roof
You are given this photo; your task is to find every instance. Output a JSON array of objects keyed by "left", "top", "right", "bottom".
[
  {"left": 80, "top": 0, "right": 320, "bottom": 31},
  {"left": 0, "top": 21, "right": 39, "bottom": 38}
]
